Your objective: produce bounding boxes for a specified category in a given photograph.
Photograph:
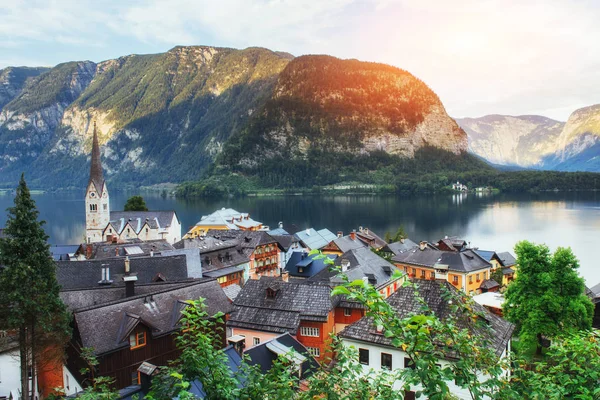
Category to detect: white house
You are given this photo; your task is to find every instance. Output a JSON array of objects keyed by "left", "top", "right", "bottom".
[{"left": 339, "top": 280, "right": 514, "bottom": 399}]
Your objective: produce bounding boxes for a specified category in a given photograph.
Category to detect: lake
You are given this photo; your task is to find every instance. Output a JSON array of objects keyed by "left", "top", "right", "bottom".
[{"left": 0, "top": 190, "right": 599, "bottom": 286}]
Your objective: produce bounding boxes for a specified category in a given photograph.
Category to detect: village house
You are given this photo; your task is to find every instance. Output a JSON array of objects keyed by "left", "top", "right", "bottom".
[
  {"left": 184, "top": 208, "right": 266, "bottom": 238},
  {"left": 339, "top": 279, "right": 514, "bottom": 400},
  {"left": 452, "top": 181, "right": 468, "bottom": 191},
  {"left": 355, "top": 227, "right": 388, "bottom": 250},
  {"left": 285, "top": 252, "right": 338, "bottom": 280},
  {"left": 74, "top": 239, "right": 176, "bottom": 260},
  {"left": 392, "top": 241, "right": 492, "bottom": 295},
  {"left": 380, "top": 238, "right": 419, "bottom": 257},
  {"left": 61, "top": 280, "right": 232, "bottom": 391},
  {"left": 321, "top": 230, "right": 367, "bottom": 255},
  {"left": 498, "top": 251, "right": 518, "bottom": 285},
  {"left": 270, "top": 233, "right": 302, "bottom": 266},
  {"left": 85, "top": 123, "right": 181, "bottom": 245}
]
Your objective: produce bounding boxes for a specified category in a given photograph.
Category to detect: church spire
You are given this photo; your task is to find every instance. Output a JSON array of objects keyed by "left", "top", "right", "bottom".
[{"left": 89, "top": 121, "right": 105, "bottom": 193}]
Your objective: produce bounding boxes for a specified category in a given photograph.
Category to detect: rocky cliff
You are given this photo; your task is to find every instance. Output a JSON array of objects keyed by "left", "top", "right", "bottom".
[
  {"left": 456, "top": 115, "right": 564, "bottom": 168},
  {"left": 220, "top": 55, "right": 466, "bottom": 170},
  {"left": 457, "top": 105, "right": 600, "bottom": 172}
]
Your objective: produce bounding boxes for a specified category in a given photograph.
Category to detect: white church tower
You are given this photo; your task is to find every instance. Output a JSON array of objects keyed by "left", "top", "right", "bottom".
[{"left": 85, "top": 122, "right": 110, "bottom": 243}]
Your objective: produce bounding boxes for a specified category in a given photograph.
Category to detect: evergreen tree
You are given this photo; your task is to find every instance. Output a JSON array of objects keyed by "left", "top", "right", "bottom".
[
  {"left": 0, "top": 174, "right": 70, "bottom": 399},
  {"left": 124, "top": 195, "right": 149, "bottom": 211},
  {"left": 504, "top": 241, "right": 593, "bottom": 354}
]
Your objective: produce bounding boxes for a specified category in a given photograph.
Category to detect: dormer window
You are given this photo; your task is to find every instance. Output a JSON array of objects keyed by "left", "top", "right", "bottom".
[
  {"left": 266, "top": 287, "right": 278, "bottom": 298},
  {"left": 130, "top": 331, "right": 146, "bottom": 349}
]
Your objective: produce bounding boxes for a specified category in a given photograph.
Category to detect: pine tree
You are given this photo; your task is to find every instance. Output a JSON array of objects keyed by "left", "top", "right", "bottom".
[{"left": 0, "top": 174, "right": 71, "bottom": 399}]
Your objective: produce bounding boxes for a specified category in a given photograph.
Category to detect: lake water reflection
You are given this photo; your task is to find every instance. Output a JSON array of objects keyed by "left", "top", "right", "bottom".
[{"left": 0, "top": 190, "right": 598, "bottom": 285}]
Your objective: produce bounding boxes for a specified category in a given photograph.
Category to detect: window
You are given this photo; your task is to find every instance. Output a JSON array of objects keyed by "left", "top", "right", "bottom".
[
  {"left": 103, "top": 204, "right": 107, "bottom": 211},
  {"left": 307, "top": 347, "right": 320, "bottom": 357},
  {"left": 298, "top": 267, "right": 304, "bottom": 273},
  {"left": 404, "top": 357, "right": 416, "bottom": 370},
  {"left": 359, "top": 348, "right": 369, "bottom": 365},
  {"left": 146, "top": 228, "right": 149, "bottom": 234},
  {"left": 420, "top": 270, "right": 425, "bottom": 278},
  {"left": 483, "top": 271, "right": 487, "bottom": 280},
  {"left": 381, "top": 353, "right": 392, "bottom": 370},
  {"left": 430, "top": 271, "right": 435, "bottom": 279},
  {"left": 253, "top": 337, "right": 260, "bottom": 346},
  {"left": 469, "top": 275, "right": 473, "bottom": 284},
  {"left": 89, "top": 204, "right": 97, "bottom": 212},
  {"left": 453, "top": 276, "right": 459, "bottom": 284},
  {"left": 131, "top": 371, "right": 140, "bottom": 385},
  {"left": 217, "top": 276, "right": 227, "bottom": 284},
  {"left": 476, "top": 273, "right": 480, "bottom": 282},
  {"left": 129, "top": 331, "right": 146, "bottom": 349},
  {"left": 344, "top": 308, "right": 352, "bottom": 317},
  {"left": 300, "top": 326, "right": 319, "bottom": 337}
]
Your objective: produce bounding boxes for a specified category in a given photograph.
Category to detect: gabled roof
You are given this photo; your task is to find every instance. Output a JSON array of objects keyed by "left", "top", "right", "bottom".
[
  {"left": 108, "top": 211, "right": 178, "bottom": 235},
  {"left": 285, "top": 252, "right": 337, "bottom": 278},
  {"left": 474, "top": 250, "right": 500, "bottom": 263},
  {"left": 204, "top": 230, "right": 280, "bottom": 250},
  {"left": 480, "top": 279, "right": 500, "bottom": 290},
  {"left": 339, "top": 280, "right": 514, "bottom": 359},
  {"left": 355, "top": 227, "right": 387, "bottom": 249},
  {"left": 270, "top": 234, "right": 297, "bottom": 251},
  {"left": 392, "top": 248, "right": 491, "bottom": 273},
  {"left": 56, "top": 254, "right": 191, "bottom": 290},
  {"left": 228, "top": 278, "right": 334, "bottom": 334},
  {"left": 73, "top": 280, "right": 232, "bottom": 355},
  {"left": 268, "top": 227, "right": 289, "bottom": 236},
  {"left": 294, "top": 228, "right": 336, "bottom": 250},
  {"left": 308, "top": 247, "right": 401, "bottom": 289},
  {"left": 245, "top": 333, "right": 319, "bottom": 379},
  {"left": 383, "top": 239, "right": 419, "bottom": 256},
  {"left": 50, "top": 244, "right": 80, "bottom": 261},
  {"left": 195, "top": 208, "right": 263, "bottom": 230},
  {"left": 332, "top": 235, "right": 367, "bottom": 253},
  {"left": 497, "top": 252, "right": 517, "bottom": 267}
]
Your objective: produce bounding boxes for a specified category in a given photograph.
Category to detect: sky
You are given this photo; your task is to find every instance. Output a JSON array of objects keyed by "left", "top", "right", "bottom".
[{"left": 1, "top": 0, "right": 599, "bottom": 120}]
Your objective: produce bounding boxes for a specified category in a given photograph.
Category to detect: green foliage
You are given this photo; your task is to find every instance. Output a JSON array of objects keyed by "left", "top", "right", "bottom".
[
  {"left": 490, "top": 268, "right": 505, "bottom": 288},
  {"left": 385, "top": 225, "right": 407, "bottom": 243},
  {"left": 0, "top": 174, "right": 71, "bottom": 398},
  {"left": 123, "top": 195, "right": 149, "bottom": 211},
  {"left": 503, "top": 241, "right": 593, "bottom": 353},
  {"left": 66, "top": 347, "right": 120, "bottom": 400},
  {"left": 508, "top": 330, "right": 600, "bottom": 399}
]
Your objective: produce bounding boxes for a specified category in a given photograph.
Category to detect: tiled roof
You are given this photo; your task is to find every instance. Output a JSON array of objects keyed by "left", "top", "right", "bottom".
[
  {"left": 383, "top": 239, "right": 419, "bottom": 256},
  {"left": 73, "top": 280, "right": 232, "bottom": 356},
  {"left": 270, "top": 234, "right": 297, "bottom": 251},
  {"left": 194, "top": 208, "right": 262, "bottom": 230},
  {"left": 497, "top": 252, "right": 517, "bottom": 267},
  {"left": 285, "top": 252, "right": 337, "bottom": 278},
  {"left": 339, "top": 280, "right": 514, "bottom": 359},
  {"left": 78, "top": 239, "right": 176, "bottom": 260},
  {"left": 333, "top": 235, "right": 367, "bottom": 253},
  {"left": 309, "top": 247, "right": 402, "bottom": 289},
  {"left": 223, "top": 284, "right": 242, "bottom": 302},
  {"left": 228, "top": 278, "right": 334, "bottom": 334},
  {"left": 294, "top": 228, "right": 336, "bottom": 250},
  {"left": 56, "top": 254, "right": 191, "bottom": 290},
  {"left": 356, "top": 228, "right": 387, "bottom": 249},
  {"left": 479, "top": 279, "right": 500, "bottom": 290},
  {"left": 109, "top": 211, "right": 178, "bottom": 235},
  {"left": 392, "top": 248, "right": 491, "bottom": 273}
]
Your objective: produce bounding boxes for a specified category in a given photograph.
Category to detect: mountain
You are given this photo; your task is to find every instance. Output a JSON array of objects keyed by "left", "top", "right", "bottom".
[
  {"left": 215, "top": 55, "right": 469, "bottom": 187},
  {"left": 547, "top": 104, "right": 600, "bottom": 171},
  {"left": 0, "top": 47, "right": 475, "bottom": 189},
  {"left": 456, "top": 115, "right": 565, "bottom": 168},
  {"left": 457, "top": 105, "right": 600, "bottom": 172}
]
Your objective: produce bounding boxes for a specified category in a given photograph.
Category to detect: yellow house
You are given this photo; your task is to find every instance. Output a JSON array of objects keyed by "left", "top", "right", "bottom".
[
  {"left": 498, "top": 251, "right": 518, "bottom": 286},
  {"left": 184, "top": 208, "right": 265, "bottom": 238},
  {"left": 392, "top": 243, "right": 492, "bottom": 295}
]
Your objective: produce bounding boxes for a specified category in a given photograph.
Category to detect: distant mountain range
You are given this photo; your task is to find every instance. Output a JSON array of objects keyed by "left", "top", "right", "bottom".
[{"left": 456, "top": 104, "right": 600, "bottom": 172}]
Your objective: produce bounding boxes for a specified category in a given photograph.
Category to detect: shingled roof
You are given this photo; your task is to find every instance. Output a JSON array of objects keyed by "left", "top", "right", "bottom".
[
  {"left": 308, "top": 247, "right": 401, "bottom": 290},
  {"left": 56, "top": 254, "right": 191, "bottom": 290},
  {"left": 77, "top": 239, "right": 176, "bottom": 260},
  {"left": 497, "top": 252, "right": 517, "bottom": 267},
  {"left": 383, "top": 238, "right": 419, "bottom": 256},
  {"left": 392, "top": 248, "right": 491, "bottom": 273},
  {"left": 108, "top": 211, "right": 178, "bottom": 235},
  {"left": 73, "top": 280, "right": 232, "bottom": 356},
  {"left": 228, "top": 278, "right": 335, "bottom": 334},
  {"left": 340, "top": 280, "right": 514, "bottom": 359}
]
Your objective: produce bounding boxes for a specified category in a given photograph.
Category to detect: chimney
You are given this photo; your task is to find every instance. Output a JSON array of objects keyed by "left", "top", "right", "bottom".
[
  {"left": 124, "top": 256, "right": 130, "bottom": 273},
  {"left": 115, "top": 247, "right": 119, "bottom": 256},
  {"left": 278, "top": 221, "right": 283, "bottom": 229},
  {"left": 365, "top": 228, "right": 369, "bottom": 234},
  {"left": 359, "top": 226, "right": 363, "bottom": 232},
  {"left": 341, "top": 258, "right": 350, "bottom": 272},
  {"left": 281, "top": 270, "right": 289, "bottom": 282},
  {"left": 350, "top": 230, "right": 356, "bottom": 241},
  {"left": 419, "top": 241, "right": 427, "bottom": 251},
  {"left": 112, "top": 235, "right": 117, "bottom": 243},
  {"left": 337, "top": 231, "right": 343, "bottom": 238},
  {"left": 400, "top": 237, "right": 405, "bottom": 244},
  {"left": 124, "top": 274, "right": 138, "bottom": 297},
  {"left": 85, "top": 244, "right": 92, "bottom": 260}
]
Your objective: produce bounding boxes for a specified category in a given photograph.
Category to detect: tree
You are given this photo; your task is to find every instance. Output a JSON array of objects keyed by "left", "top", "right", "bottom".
[
  {"left": 384, "top": 225, "right": 407, "bottom": 243},
  {"left": 490, "top": 268, "right": 504, "bottom": 288},
  {"left": 124, "top": 195, "right": 148, "bottom": 211},
  {"left": 0, "top": 174, "right": 71, "bottom": 399},
  {"left": 503, "top": 241, "right": 593, "bottom": 354}
]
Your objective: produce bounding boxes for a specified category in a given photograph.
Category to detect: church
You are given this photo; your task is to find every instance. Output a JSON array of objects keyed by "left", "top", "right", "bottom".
[{"left": 85, "top": 123, "right": 181, "bottom": 244}]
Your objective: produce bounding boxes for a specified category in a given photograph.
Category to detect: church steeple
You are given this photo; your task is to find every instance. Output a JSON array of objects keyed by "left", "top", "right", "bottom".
[{"left": 89, "top": 121, "right": 105, "bottom": 194}]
